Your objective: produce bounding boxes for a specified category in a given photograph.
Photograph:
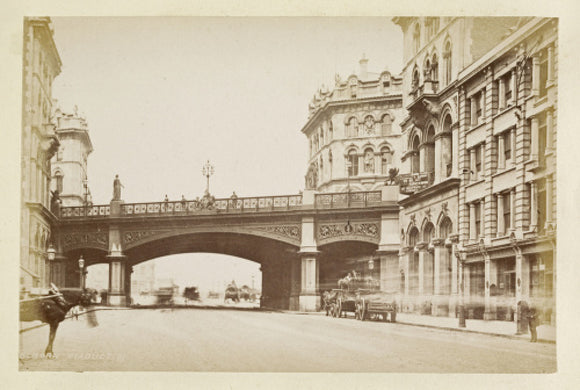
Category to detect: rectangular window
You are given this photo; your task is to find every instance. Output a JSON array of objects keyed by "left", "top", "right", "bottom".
[
  {"left": 504, "top": 72, "right": 512, "bottom": 107},
  {"left": 503, "top": 192, "right": 511, "bottom": 232},
  {"left": 475, "top": 201, "right": 482, "bottom": 238},
  {"left": 472, "top": 92, "right": 483, "bottom": 126},
  {"left": 504, "top": 131, "right": 512, "bottom": 165},
  {"left": 538, "top": 114, "right": 547, "bottom": 166},
  {"left": 475, "top": 145, "right": 482, "bottom": 176},
  {"left": 530, "top": 254, "right": 553, "bottom": 298},
  {"left": 539, "top": 49, "right": 548, "bottom": 97},
  {"left": 537, "top": 179, "right": 546, "bottom": 233}
]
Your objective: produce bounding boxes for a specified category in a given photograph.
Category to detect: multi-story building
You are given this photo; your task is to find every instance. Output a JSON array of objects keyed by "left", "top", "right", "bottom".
[
  {"left": 20, "top": 17, "right": 62, "bottom": 294},
  {"left": 393, "top": 17, "right": 557, "bottom": 325},
  {"left": 301, "top": 57, "right": 405, "bottom": 193},
  {"left": 51, "top": 107, "right": 94, "bottom": 207},
  {"left": 300, "top": 58, "right": 406, "bottom": 289}
]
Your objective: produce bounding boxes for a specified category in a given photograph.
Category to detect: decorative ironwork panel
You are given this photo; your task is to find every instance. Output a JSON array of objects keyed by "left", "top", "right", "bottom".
[
  {"left": 254, "top": 225, "right": 301, "bottom": 242},
  {"left": 317, "top": 222, "right": 380, "bottom": 242},
  {"left": 315, "top": 191, "right": 381, "bottom": 209},
  {"left": 62, "top": 232, "right": 108, "bottom": 250}
]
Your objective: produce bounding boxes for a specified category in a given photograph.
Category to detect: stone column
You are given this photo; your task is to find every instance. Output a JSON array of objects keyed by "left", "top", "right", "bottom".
[
  {"left": 434, "top": 136, "right": 442, "bottom": 182},
  {"left": 546, "top": 175, "right": 553, "bottom": 227},
  {"left": 470, "top": 148, "right": 476, "bottom": 181},
  {"left": 469, "top": 203, "right": 476, "bottom": 240},
  {"left": 497, "top": 193, "right": 505, "bottom": 237},
  {"left": 530, "top": 181, "right": 537, "bottom": 230},
  {"left": 546, "top": 108, "right": 554, "bottom": 152},
  {"left": 509, "top": 69, "right": 516, "bottom": 106},
  {"left": 510, "top": 189, "right": 516, "bottom": 230},
  {"left": 298, "top": 215, "right": 319, "bottom": 311},
  {"left": 483, "top": 252, "right": 494, "bottom": 320},
  {"left": 432, "top": 239, "right": 445, "bottom": 316},
  {"left": 498, "top": 77, "right": 505, "bottom": 109},
  {"left": 449, "top": 238, "right": 459, "bottom": 318},
  {"left": 298, "top": 254, "right": 319, "bottom": 312},
  {"left": 418, "top": 245, "right": 426, "bottom": 297},
  {"left": 514, "top": 246, "right": 524, "bottom": 317},
  {"left": 547, "top": 45, "right": 555, "bottom": 84},
  {"left": 530, "top": 117, "right": 539, "bottom": 161},
  {"left": 532, "top": 56, "right": 540, "bottom": 95},
  {"left": 108, "top": 254, "right": 126, "bottom": 306}
]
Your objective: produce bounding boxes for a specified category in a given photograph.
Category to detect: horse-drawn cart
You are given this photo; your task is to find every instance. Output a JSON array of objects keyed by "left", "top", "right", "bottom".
[{"left": 322, "top": 272, "right": 397, "bottom": 323}]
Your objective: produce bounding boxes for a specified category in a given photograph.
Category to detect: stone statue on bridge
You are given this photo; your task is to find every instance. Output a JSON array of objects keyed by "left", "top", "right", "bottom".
[{"left": 113, "top": 175, "right": 124, "bottom": 201}]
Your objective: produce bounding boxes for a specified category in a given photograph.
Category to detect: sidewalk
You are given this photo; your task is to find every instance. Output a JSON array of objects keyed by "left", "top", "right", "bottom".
[{"left": 387, "top": 312, "right": 555, "bottom": 344}]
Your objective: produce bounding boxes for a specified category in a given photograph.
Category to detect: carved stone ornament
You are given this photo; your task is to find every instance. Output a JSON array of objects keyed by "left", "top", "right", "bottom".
[
  {"left": 410, "top": 214, "right": 416, "bottom": 226},
  {"left": 424, "top": 207, "right": 431, "bottom": 220},
  {"left": 123, "top": 230, "right": 161, "bottom": 245},
  {"left": 441, "top": 202, "right": 448, "bottom": 214}
]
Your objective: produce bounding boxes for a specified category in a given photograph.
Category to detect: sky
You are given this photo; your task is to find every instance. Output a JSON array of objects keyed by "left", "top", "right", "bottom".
[{"left": 50, "top": 17, "right": 403, "bottom": 289}]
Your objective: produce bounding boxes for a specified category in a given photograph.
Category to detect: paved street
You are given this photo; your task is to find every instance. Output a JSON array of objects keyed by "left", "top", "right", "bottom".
[{"left": 19, "top": 308, "right": 556, "bottom": 372}]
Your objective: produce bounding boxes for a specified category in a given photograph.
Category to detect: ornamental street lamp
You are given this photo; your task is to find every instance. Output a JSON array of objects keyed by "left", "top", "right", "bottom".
[
  {"left": 78, "top": 255, "right": 86, "bottom": 290},
  {"left": 202, "top": 160, "right": 215, "bottom": 195},
  {"left": 47, "top": 244, "right": 56, "bottom": 285},
  {"left": 454, "top": 244, "right": 467, "bottom": 328}
]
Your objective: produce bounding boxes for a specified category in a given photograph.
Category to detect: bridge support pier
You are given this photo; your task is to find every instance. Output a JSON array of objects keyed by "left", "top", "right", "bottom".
[
  {"left": 297, "top": 254, "right": 320, "bottom": 312},
  {"left": 107, "top": 255, "right": 127, "bottom": 306}
]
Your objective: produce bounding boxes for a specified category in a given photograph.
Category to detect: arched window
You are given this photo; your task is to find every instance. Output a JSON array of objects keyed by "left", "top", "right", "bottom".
[
  {"left": 381, "top": 147, "right": 392, "bottom": 175},
  {"left": 54, "top": 171, "right": 63, "bottom": 194},
  {"left": 381, "top": 114, "right": 392, "bottom": 136},
  {"left": 423, "top": 222, "right": 435, "bottom": 294},
  {"left": 408, "top": 227, "right": 420, "bottom": 295},
  {"left": 328, "top": 150, "right": 333, "bottom": 178},
  {"left": 319, "top": 156, "right": 324, "bottom": 181},
  {"left": 431, "top": 53, "right": 439, "bottom": 83},
  {"left": 346, "top": 117, "right": 358, "bottom": 138},
  {"left": 413, "top": 23, "right": 421, "bottom": 53},
  {"left": 347, "top": 150, "right": 358, "bottom": 177},
  {"left": 443, "top": 40, "right": 452, "bottom": 86},
  {"left": 442, "top": 114, "right": 453, "bottom": 178},
  {"left": 363, "top": 148, "right": 375, "bottom": 173},
  {"left": 439, "top": 217, "right": 453, "bottom": 239},
  {"left": 411, "top": 134, "right": 421, "bottom": 174},
  {"left": 319, "top": 127, "right": 324, "bottom": 146},
  {"left": 424, "top": 58, "right": 431, "bottom": 81},
  {"left": 412, "top": 67, "right": 420, "bottom": 90},
  {"left": 426, "top": 125, "right": 436, "bottom": 175}
]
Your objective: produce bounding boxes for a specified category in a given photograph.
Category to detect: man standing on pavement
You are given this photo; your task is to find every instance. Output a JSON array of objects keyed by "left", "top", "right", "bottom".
[{"left": 528, "top": 305, "right": 539, "bottom": 342}]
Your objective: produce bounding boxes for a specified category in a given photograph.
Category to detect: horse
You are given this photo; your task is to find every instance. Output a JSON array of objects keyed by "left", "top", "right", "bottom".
[
  {"left": 20, "top": 285, "right": 99, "bottom": 357},
  {"left": 224, "top": 286, "right": 240, "bottom": 303},
  {"left": 321, "top": 290, "right": 338, "bottom": 316}
]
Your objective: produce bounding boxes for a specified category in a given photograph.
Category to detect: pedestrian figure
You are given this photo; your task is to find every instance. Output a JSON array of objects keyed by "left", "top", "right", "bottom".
[
  {"left": 528, "top": 305, "right": 539, "bottom": 342},
  {"left": 164, "top": 194, "right": 169, "bottom": 202}
]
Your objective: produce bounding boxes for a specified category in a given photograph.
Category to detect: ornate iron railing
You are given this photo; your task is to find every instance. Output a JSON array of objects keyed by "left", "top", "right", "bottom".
[
  {"left": 59, "top": 194, "right": 303, "bottom": 218},
  {"left": 60, "top": 205, "right": 111, "bottom": 218},
  {"left": 398, "top": 172, "right": 435, "bottom": 195},
  {"left": 315, "top": 190, "right": 382, "bottom": 209}
]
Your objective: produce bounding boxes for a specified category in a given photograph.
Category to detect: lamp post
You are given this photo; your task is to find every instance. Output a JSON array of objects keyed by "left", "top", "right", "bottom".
[
  {"left": 454, "top": 244, "right": 467, "bottom": 328},
  {"left": 47, "top": 244, "right": 56, "bottom": 286},
  {"left": 78, "top": 255, "right": 86, "bottom": 290},
  {"left": 202, "top": 160, "right": 215, "bottom": 195}
]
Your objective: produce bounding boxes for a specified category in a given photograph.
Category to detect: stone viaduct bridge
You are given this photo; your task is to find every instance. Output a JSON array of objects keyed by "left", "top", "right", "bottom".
[{"left": 52, "top": 187, "right": 400, "bottom": 311}]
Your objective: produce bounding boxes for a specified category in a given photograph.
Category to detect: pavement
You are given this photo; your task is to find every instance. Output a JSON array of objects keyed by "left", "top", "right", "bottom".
[
  {"left": 290, "top": 309, "right": 556, "bottom": 344},
  {"left": 20, "top": 305, "right": 556, "bottom": 344}
]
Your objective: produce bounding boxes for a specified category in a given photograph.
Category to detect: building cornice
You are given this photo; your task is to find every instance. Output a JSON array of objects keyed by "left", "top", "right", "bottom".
[
  {"left": 301, "top": 94, "right": 403, "bottom": 135},
  {"left": 398, "top": 177, "right": 460, "bottom": 208}
]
